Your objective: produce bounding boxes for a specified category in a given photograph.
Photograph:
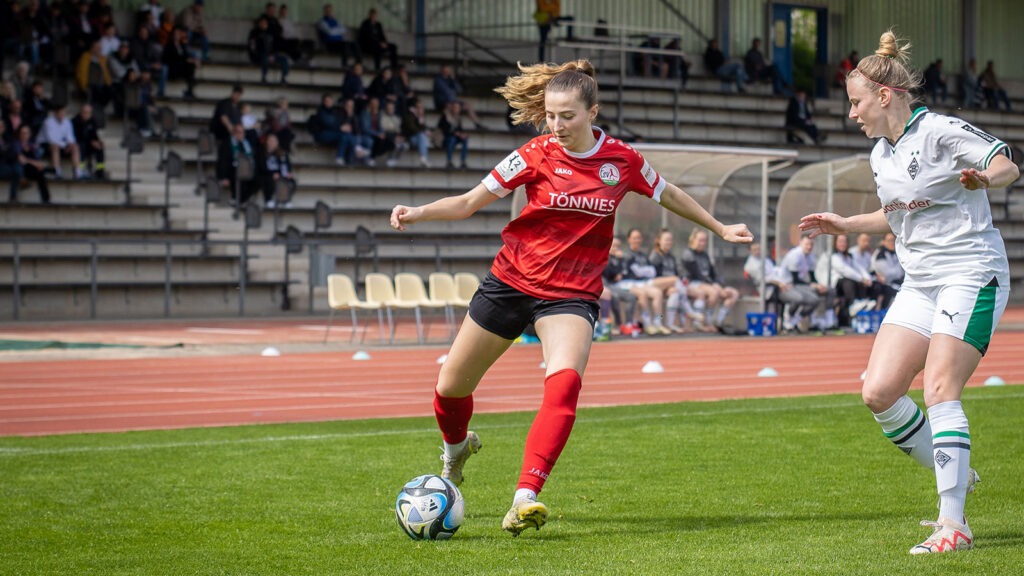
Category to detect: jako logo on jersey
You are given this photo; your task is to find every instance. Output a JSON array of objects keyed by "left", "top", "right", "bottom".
[
  {"left": 496, "top": 150, "right": 526, "bottom": 181},
  {"left": 882, "top": 198, "right": 931, "bottom": 214},
  {"left": 544, "top": 191, "right": 616, "bottom": 215},
  {"left": 599, "top": 163, "right": 620, "bottom": 185},
  {"left": 554, "top": 167, "right": 573, "bottom": 176}
]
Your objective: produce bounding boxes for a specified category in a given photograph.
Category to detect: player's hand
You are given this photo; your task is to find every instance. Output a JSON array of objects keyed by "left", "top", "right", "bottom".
[
  {"left": 390, "top": 204, "right": 422, "bottom": 231},
  {"left": 720, "top": 223, "right": 753, "bottom": 244},
  {"left": 799, "top": 212, "right": 847, "bottom": 237},
  {"left": 960, "top": 168, "right": 990, "bottom": 190}
]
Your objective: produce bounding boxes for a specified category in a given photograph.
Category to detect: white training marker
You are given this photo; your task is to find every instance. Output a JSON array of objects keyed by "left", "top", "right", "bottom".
[
  {"left": 260, "top": 346, "right": 281, "bottom": 357},
  {"left": 436, "top": 354, "right": 448, "bottom": 364},
  {"left": 539, "top": 361, "right": 547, "bottom": 369},
  {"left": 757, "top": 367, "right": 778, "bottom": 378},
  {"left": 860, "top": 370, "right": 867, "bottom": 381},
  {"left": 352, "top": 350, "right": 371, "bottom": 361},
  {"left": 641, "top": 360, "right": 664, "bottom": 374},
  {"left": 983, "top": 376, "right": 1006, "bottom": 386}
]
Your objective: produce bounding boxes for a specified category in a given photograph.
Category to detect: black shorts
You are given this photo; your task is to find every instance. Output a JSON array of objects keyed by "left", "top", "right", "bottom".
[{"left": 468, "top": 272, "right": 600, "bottom": 340}]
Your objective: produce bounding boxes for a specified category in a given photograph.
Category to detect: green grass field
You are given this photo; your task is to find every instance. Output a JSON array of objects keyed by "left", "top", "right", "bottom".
[{"left": 2, "top": 387, "right": 1023, "bottom": 575}]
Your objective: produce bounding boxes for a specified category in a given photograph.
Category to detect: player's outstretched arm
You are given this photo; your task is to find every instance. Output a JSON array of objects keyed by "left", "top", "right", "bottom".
[
  {"left": 391, "top": 183, "right": 499, "bottom": 231},
  {"left": 960, "top": 154, "right": 1020, "bottom": 191},
  {"left": 659, "top": 183, "right": 753, "bottom": 244},
  {"left": 798, "top": 209, "right": 889, "bottom": 238}
]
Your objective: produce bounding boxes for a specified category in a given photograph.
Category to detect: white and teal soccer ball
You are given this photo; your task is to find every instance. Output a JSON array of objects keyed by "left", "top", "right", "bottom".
[{"left": 394, "top": 474, "right": 464, "bottom": 540}]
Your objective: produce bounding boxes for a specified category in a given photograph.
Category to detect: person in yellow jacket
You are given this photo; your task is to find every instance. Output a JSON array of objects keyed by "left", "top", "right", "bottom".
[{"left": 75, "top": 40, "right": 114, "bottom": 112}]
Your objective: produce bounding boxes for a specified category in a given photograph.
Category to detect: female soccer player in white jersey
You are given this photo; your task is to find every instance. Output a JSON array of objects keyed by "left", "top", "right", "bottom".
[
  {"left": 390, "top": 60, "right": 752, "bottom": 536},
  {"left": 800, "top": 31, "right": 1019, "bottom": 554}
]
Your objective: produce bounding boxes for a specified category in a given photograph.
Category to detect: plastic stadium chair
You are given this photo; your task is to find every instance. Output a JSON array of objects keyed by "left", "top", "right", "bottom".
[
  {"left": 454, "top": 272, "right": 481, "bottom": 303},
  {"left": 324, "top": 274, "right": 385, "bottom": 344},
  {"left": 395, "top": 272, "right": 449, "bottom": 344},
  {"left": 364, "top": 273, "right": 419, "bottom": 344},
  {"left": 428, "top": 272, "right": 470, "bottom": 339}
]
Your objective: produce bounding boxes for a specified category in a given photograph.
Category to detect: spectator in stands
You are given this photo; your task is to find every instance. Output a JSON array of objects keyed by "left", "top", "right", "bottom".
[
  {"left": 68, "top": 0, "right": 97, "bottom": 62},
  {"left": 13, "top": 123, "right": 48, "bottom": 203},
  {"left": 341, "top": 62, "right": 368, "bottom": 112},
  {"left": 681, "top": 228, "right": 740, "bottom": 331},
  {"left": 98, "top": 23, "right": 120, "bottom": 58},
  {"left": 871, "top": 232, "right": 904, "bottom": 310},
  {"left": 777, "top": 235, "right": 826, "bottom": 332},
  {"left": 743, "top": 241, "right": 778, "bottom": 290},
  {"left": 401, "top": 97, "right": 431, "bottom": 168},
  {"left": 129, "top": 24, "right": 166, "bottom": 97},
  {"left": 962, "top": 58, "right": 980, "bottom": 109},
  {"left": 663, "top": 37, "right": 690, "bottom": 87},
  {"left": 357, "top": 8, "right": 397, "bottom": 72},
  {"left": 433, "top": 64, "right": 483, "bottom": 129},
  {"left": 10, "top": 62, "right": 33, "bottom": 103},
  {"left": 217, "top": 123, "right": 256, "bottom": 205},
  {"left": 40, "top": 103, "right": 85, "bottom": 180},
  {"left": 533, "top": 0, "right": 572, "bottom": 63},
  {"left": 616, "top": 227, "right": 677, "bottom": 335},
  {"left": 123, "top": 68, "right": 156, "bottom": 136},
  {"left": 138, "top": 0, "right": 163, "bottom": 28},
  {"left": 210, "top": 84, "right": 242, "bottom": 143},
  {"left": 0, "top": 82, "right": 13, "bottom": 114},
  {"left": 744, "top": 37, "right": 786, "bottom": 96},
  {"left": 785, "top": 88, "right": 822, "bottom": 144},
  {"left": 379, "top": 99, "right": 406, "bottom": 167},
  {"left": 0, "top": 2, "right": 21, "bottom": 73},
  {"left": 817, "top": 234, "right": 873, "bottom": 329},
  {"left": 979, "top": 60, "right": 1012, "bottom": 111},
  {"left": 71, "top": 103, "right": 105, "bottom": 179},
  {"left": 75, "top": 40, "right": 114, "bottom": 112},
  {"left": 162, "top": 25, "right": 198, "bottom": 99},
  {"left": 317, "top": 3, "right": 361, "bottom": 69},
  {"left": 256, "top": 2, "right": 284, "bottom": 46},
  {"left": 0, "top": 119, "right": 22, "bottom": 204},
  {"left": 309, "top": 93, "right": 353, "bottom": 165},
  {"left": 340, "top": 97, "right": 372, "bottom": 165},
  {"left": 703, "top": 38, "right": 747, "bottom": 93},
  {"left": 835, "top": 50, "right": 857, "bottom": 88},
  {"left": 248, "top": 15, "right": 289, "bottom": 84},
  {"left": 277, "top": 5, "right": 313, "bottom": 65},
  {"left": 175, "top": 0, "right": 209, "bottom": 63},
  {"left": 239, "top": 103, "right": 260, "bottom": 150},
  {"left": 438, "top": 100, "right": 469, "bottom": 170},
  {"left": 109, "top": 42, "right": 140, "bottom": 86},
  {"left": 922, "top": 59, "right": 948, "bottom": 105},
  {"left": 265, "top": 97, "right": 294, "bottom": 153},
  {"left": 602, "top": 236, "right": 637, "bottom": 335},
  {"left": 22, "top": 80, "right": 50, "bottom": 136},
  {"left": 5, "top": 99, "right": 26, "bottom": 137},
  {"left": 89, "top": 0, "right": 115, "bottom": 30},
  {"left": 649, "top": 228, "right": 703, "bottom": 333},
  {"left": 360, "top": 97, "right": 390, "bottom": 166},
  {"left": 47, "top": 3, "right": 71, "bottom": 71},
  {"left": 258, "top": 133, "right": 293, "bottom": 208},
  {"left": 367, "top": 66, "right": 395, "bottom": 105},
  {"left": 156, "top": 9, "right": 175, "bottom": 47},
  {"left": 17, "top": 0, "right": 50, "bottom": 67}
]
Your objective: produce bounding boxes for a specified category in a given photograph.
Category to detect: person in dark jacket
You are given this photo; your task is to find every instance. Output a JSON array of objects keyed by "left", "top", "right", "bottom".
[
  {"left": 309, "top": 93, "right": 353, "bottom": 165},
  {"left": 72, "top": 103, "right": 105, "bottom": 179},
  {"left": 248, "top": 15, "right": 288, "bottom": 84},
  {"left": 785, "top": 89, "right": 822, "bottom": 144},
  {"left": 258, "top": 133, "right": 294, "bottom": 208},
  {"left": 209, "top": 84, "right": 242, "bottom": 143},
  {"left": 12, "top": 123, "right": 49, "bottom": 204},
  {"left": 0, "top": 119, "right": 24, "bottom": 203},
  {"left": 161, "top": 25, "right": 198, "bottom": 99},
  {"left": 216, "top": 123, "right": 256, "bottom": 205},
  {"left": 357, "top": 8, "right": 396, "bottom": 72}
]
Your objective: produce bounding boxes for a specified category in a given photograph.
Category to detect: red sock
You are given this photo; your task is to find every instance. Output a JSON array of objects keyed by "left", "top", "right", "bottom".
[
  {"left": 517, "top": 368, "right": 582, "bottom": 494},
  {"left": 434, "top": 391, "right": 473, "bottom": 445}
]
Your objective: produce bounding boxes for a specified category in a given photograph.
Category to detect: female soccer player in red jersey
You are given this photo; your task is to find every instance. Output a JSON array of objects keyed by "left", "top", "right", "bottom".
[{"left": 390, "top": 59, "right": 753, "bottom": 536}]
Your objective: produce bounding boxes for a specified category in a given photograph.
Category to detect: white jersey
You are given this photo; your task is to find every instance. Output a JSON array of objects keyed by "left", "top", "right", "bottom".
[{"left": 870, "top": 107, "right": 1011, "bottom": 288}]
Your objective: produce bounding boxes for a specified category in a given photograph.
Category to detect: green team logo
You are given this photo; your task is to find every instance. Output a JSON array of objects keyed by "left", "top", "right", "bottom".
[{"left": 599, "top": 163, "right": 620, "bottom": 186}]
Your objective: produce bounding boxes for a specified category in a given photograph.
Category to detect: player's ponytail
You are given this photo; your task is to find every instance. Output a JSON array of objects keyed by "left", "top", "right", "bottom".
[
  {"left": 849, "top": 29, "right": 920, "bottom": 103},
  {"left": 496, "top": 59, "right": 599, "bottom": 131}
]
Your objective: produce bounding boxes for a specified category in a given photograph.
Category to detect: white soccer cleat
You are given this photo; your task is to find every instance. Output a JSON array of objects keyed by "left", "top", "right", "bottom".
[
  {"left": 909, "top": 517, "right": 973, "bottom": 554},
  {"left": 501, "top": 499, "right": 548, "bottom": 537},
  {"left": 967, "top": 468, "right": 980, "bottom": 494},
  {"left": 439, "top": 431, "right": 481, "bottom": 487}
]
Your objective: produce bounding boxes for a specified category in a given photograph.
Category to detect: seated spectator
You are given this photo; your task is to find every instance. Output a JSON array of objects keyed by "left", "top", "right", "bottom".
[
  {"left": 99, "top": 23, "right": 121, "bottom": 58},
  {"left": 317, "top": 3, "right": 362, "bottom": 69},
  {"left": 367, "top": 67, "right": 395, "bottom": 106},
  {"left": 401, "top": 97, "right": 431, "bottom": 168},
  {"left": 258, "top": 133, "right": 293, "bottom": 208},
  {"left": 871, "top": 232, "right": 904, "bottom": 310},
  {"left": 777, "top": 235, "right": 827, "bottom": 332},
  {"left": 216, "top": 123, "right": 257, "bottom": 205},
  {"left": 12, "top": 123, "right": 48, "bottom": 203},
  {"left": 388, "top": 65, "right": 415, "bottom": 111},
  {"left": 308, "top": 93, "right": 354, "bottom": 165},
  {"left": 255, "top": 2, "right": 284, "bottom": 45},
  {"left": 129, "top": 24, "right": 166, "bottom": 97},
  {"left": 922, "top": 59, "right": 948, "bottom": 105},
  {"left": 615, "top": 227, "right": 678, "bottom": 335},
  {"left": 438, "top": 100, "right": 469, "bottom": 169},
  {"left": 9, "top": 62, "right": 34, "bottom": 103},
  {"left": 0, "top": 119, "right": 23, "bottom": 204},
  {"left": 72, "top": 103, "right": 105, "bottom": 179},
  {"left": 161, "top": 25, "right": 198, "bottom": 99},
  {"left": 785, "top": 89, "right": 822, "bottom": 144},
  {"left": 239, "top": 103, "right": 261, "bottom": 150},
  {"left": 68, "top": 1, "right": 97, "bottom": 65},
  {"left": 249, "top": 16, "right": 289, "bottom": 84},
  {"left": 743, "top": 242, "right": 777, "bottom": 290},
  {"left": 39, "top": 103, "right": 84, "bottom": 180},
  {"left": 109, "top": 43, "right": 140, "bottom": 87},
  {"left": 703, "top": 38, "right": 747, "bottom": 93},
  {"left": 6, "top": 99, "right": 26, "bottom": 137},
  {"left": 210, "top": 84, "right": 243, "bottom": 143},
  {"left": 277, "top": 5, "right": 314, "bottom": 65},
  {"left": 357, "top": 8, "right": 397, "bottom": 72},
  {"left": 817, "top": 234, "right": 873, "bottom": 329},
  {"left": 602, "top": 236, "right": 638, "bottom": 336},
  {"left": 341, "top": 97, "right": 373, "bottom": 166},
  {"left": 649, "top": 228, "right": 703, "bottom": 333},
  {"left": 979, "top": 60, "right": 1012, "bottom": 111},
  {"left": 175, "top": 0, "right": 210, "bottom": 63},
  {"left": 744, "top": 37, "right": 786, "bottom": 95},
  {"left": 0, "top": 83, "right": 13, "bottom": 119},
  {"left": 17, "top": 0, "right": 50, "bottom": 67},
  {"left": 663, "top": 37, "right": 690, "bottom": 87},
  {"left": 681, "top": 228, "right": 740, "bottom": 331},
  {"left": 834, "top": 50, "right": 857, "bottom": 88},
  {"left": 156, "top": 9, "right": 175, "bottom": 48},
  {"left": 138, "top": 0, "right": 164, "bottom": 29},
  {"left": 433, "top": 64, "right": 483, "bottom": 128},
  {"left": 22, "top": 80, "right": 50, "bottom": 136},
  {"left": 122, "top": 68, "right": 156, "bottom": 136},
  {"left": 962, "top": 58, "right": 981, "bottom": 109},
  {"left": 379, "top": 99, "right": 406, "bottom": 167},
  {"left": 264, "top": 97, "right": 294, "bottom": 153},
  {"left": 341, "top": 62, "right": 368, "bottom": 112},
  {"left": 75, "top": 40, "right": 114, "bottom": 112}
]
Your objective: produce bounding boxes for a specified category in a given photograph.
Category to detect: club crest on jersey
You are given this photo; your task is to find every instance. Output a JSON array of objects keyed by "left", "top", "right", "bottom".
[
  {"left": 907, "top": 157, "right": 920, "bottom": 180},
  {"left": 599, "top": 163, "right": 620, "bottom": 186}
]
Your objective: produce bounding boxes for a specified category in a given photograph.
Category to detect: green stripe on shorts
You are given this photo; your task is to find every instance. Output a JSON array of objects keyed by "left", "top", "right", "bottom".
[{"left": 963, "top": 279, "right": 997, "bottom": 354}]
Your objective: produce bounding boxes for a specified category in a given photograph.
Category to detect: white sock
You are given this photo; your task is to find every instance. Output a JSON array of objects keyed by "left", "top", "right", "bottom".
[
  {"left": 873, "top": 395, "right": 933, "bottom": 469},
  {"left": 714, "top": 306, "right": 730, "bottom": 326},
  {"left": 513, "top": 488, "right": 537, "bottom": 504},
  {"left": 443, "top": 438, "right": 468, "bottom": 460},
  {"left": 928, "top": 401, "right": 971, "bottom": 522},
  {"left": 641, "top": 311, "right": 652, "bottom": 325}
]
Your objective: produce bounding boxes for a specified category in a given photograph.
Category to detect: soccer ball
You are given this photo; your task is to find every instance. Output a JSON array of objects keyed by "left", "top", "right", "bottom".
[{"left": 394, "top": 474, "right": 465, "bottom": 540}]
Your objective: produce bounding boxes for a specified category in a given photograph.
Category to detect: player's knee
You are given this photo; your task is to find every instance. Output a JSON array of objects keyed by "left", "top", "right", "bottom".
[{"left": 861, "top": 382, "right": 899, "bottom": 413}]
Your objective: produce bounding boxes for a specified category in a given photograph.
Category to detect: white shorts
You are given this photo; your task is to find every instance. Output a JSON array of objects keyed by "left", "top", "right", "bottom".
[
  {"left": 881, "top": 277, "right": 1009, "bottom": 355},
  {"left": 615, "top": 279, "right": 653, "bottom": 290}
]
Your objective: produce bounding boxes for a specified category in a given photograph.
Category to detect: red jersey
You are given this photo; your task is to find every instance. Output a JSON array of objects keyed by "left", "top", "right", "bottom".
[{"left": 482, "top": 128, "right": 666, "bottom": 300}]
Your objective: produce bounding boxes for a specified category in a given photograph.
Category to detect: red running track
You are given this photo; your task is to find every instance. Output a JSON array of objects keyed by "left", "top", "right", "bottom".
[{"left": 2, "top": 325, "right": 1023, "bottom": 437}]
